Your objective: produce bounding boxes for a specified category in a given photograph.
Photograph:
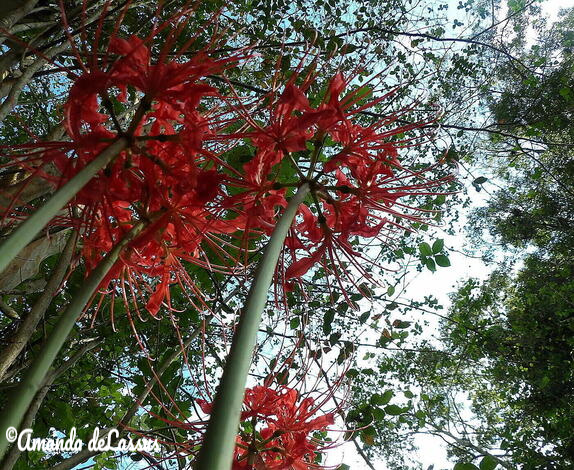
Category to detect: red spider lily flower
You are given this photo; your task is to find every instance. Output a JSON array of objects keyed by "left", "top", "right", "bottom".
[
  {"left": 2, "top": 5, "right": 250, "bottom": 220},
  {"left": 194, "top": 385, "right": 335, "bottom": 470},
  {"left": 270, "top": 388, "right": 335, "bottom": 434},
  {"left": 22, "top": 7, "right": 257, "bottom": 321},
  {"left": 284, "top": 168, "right": 452, "bottom": 286},
  {"left": 1, "top": 11, "right": 267, "bottom": 361},
  {"left": 197, "top": 386, "right": 285, "bottom": 421},
  {"left": 239, "top": 79, "right": 339, "bottom": 159},
  {"left": 242, "top": 148, "right": 285, "bottom": 188},
  {"left": 241, "top": 386, "right": 284, "bottom": 420},
  {"left": 249, "top": 84, "right": 316, "bottom": 154},
  {"left": 80, "top": 168, "right": 244, "bottom": 322},
  {"left": 140, "top": 382, "right": 338, "bottom": 469},
  {"left": 256, "top": 430, "right": 328, "bottom": 470},
  {"left": 226, "top": 69, "right": 453, "bottom": 297}
]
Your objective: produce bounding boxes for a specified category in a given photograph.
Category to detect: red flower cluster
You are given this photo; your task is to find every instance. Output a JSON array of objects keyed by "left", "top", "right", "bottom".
[
  {"left": 229, "top": 72, "right": 452, "bottom": 295},
  {"left": 197, "top": 386, "right": 335, "bottom": 469},
  {"left": 0, "top": 8, "right": 457, "bottom": 470},
  {"left": 43, "top": 20, "right": 251, "bottom": 317}
]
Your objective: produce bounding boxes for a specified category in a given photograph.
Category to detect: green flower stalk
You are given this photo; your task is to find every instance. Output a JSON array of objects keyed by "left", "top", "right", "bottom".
[{"left": 195, "top": 183, "right": 310, "bottom": 470}]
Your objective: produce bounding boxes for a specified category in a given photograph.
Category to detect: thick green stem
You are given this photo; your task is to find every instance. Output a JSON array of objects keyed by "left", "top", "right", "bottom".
[
  {"left": 195, "top": 183, "right": 310, "bottom": 470},
  {"left": 0, "top": 137, "right": 129, "bottom": 276},
  {"left": 0, "top": 221, "right": 144, "bottom": 460}
]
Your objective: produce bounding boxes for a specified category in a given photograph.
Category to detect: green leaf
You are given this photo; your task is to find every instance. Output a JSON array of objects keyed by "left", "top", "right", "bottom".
[
  {"left": 359, "top": 311, "right": 370, "bottom": 324},
  {"left": 473, "top": 176, "right": 488, "bottom": 185},
  {"left": 224, "top": 144, "right": 254, "bottom": 170},
  {"left": 384, "top": 404, "right": 403, "bottom": 415},
  {"left": 425, "top": 258, "right": 437, "bottom": 272},
  {"left": 432, "top": 239, "right": 444, "bottom": 254},
  {"left": 371, "top": 390, "right": 393, "bottom": 406},
  {"left": 360, "top": 427, "right": 376, "bottom": 445},
  {"left": 435, "top": 255, "right": 451, "bottom": 267},
  {"left": 479, "top": 455, "right": 498, "bottom": 470},
  {"left": 359, "top": 283, "right": 373, "bottom": 298},
  {"left": 280, "top": 55, "right": 291, "bottom": 73},
  {"left": 414, "top": 410, "right": 426, "bottom": 419},
  {"left": 329, "top": 332, "right": 342, "bottom": 346},
  {"left": 290, "top": 317, "right": 300, "bottom": 329},
  {"left": 351, "top": 85, "right": 373, "bottom": 103},
  {"left": 54, "top": 402, "right": 75, "bottom": 429},
  {"left": 559, "top": 86, "right": 572, "bottom": 101},
  {"left": 323, "top": 309, "right": 335, "bottom": 335},
  {"left": 419, "top": 242, "right": 433, "bottom": 257},
  {"left": 346, "top": 368, "right": 359, "bottom": 378},
  {"left": 392, "top": 320, "right": 411, "bottom": 329},
  {"left": 371, "top": 407, "right": 385, "bottom": 420}
]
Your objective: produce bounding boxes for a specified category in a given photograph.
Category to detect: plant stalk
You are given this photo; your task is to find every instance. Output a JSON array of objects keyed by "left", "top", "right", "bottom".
[
  {"left": 195, "top": 183, "right": 310, "bottom": 470},
  {"left": 0, "top": 220, "right": 144, "bottom": 460},
  {"left": 0, "top": 137, "right": 129, "bottom": 276}
]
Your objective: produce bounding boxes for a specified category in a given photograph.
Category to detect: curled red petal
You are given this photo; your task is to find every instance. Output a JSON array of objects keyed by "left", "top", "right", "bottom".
[
  {"left": 327, "top": 71, "right": 346, "bottom": 106},
  {"left": 285, "top": 247, "right": 325, "bottom": 280},
  {"left": 197, "top": 399, "right": 213, "bottom": 414}
]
